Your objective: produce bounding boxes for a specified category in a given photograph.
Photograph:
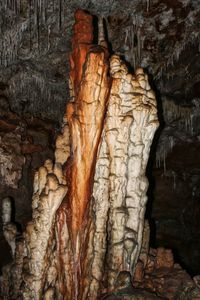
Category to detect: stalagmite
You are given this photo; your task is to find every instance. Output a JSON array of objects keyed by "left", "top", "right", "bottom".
[
  {"left": 55, "top": 10, "right": 110, "bottom": 299},
  {"left": 2, "top": 197, "right": 17, "bottom": 257},
  {"left": 0, "top": 10, "right": 158, "bottom": 300},
  {"left": 2, "top": 197, "right": 12, "bottom": 225},
  {"left": 88, "top": 56, "right": 158, "bottom": 297}
]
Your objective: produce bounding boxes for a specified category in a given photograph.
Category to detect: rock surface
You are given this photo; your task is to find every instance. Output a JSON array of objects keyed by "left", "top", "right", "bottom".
[
  {"left": 0, "top": 0, "right": 200, "bottom": 294},
  {"left": 0, "top": 10, "right": 158, "bottom": 300},
  {"left": 0, "top": 98, "right": 56, "bottom": 273},
  {"left": 133, "top": 247, "right": 200, "bottom": 299},
  {"left": 0, "top": 0, "right": 200, "bottom": 276}
]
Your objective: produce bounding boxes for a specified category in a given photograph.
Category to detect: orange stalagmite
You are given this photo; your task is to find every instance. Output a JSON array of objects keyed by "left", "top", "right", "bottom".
[
  {"left": 59, "top": 9, "right": 110, "bottom": 252},
  {"left": 69, "top": 9, "right": 93, "bottom": 96}
]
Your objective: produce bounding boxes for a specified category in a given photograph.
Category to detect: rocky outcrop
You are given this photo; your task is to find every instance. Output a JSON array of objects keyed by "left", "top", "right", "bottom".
[
  {"left": 133, "top": 247, "right": 200, "bottom": 300},
  {"left": 0, "top": 132, "right": 25, "bottom": 189}
]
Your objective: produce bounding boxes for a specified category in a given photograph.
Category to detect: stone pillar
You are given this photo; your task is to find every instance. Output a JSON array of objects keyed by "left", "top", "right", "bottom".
[{"left": 0, "top": 10, "right": 158, "bottom": 300}]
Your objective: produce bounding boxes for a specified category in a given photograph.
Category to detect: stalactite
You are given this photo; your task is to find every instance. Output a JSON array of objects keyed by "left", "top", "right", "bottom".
[
  {"left": 42, "top": 0, "right": 46, "bottom": 23},
  {"left": 163, "top": 99, "right": 193, "bottom": 132},
  {"left": 137, "top": 27, "right": 141, "bottom": 64},
  {"left": 156, "top": 136, "right": 174, "bottom": 172},
  {"left": 34, "top": 0, "right": 37, "bottom": 26},
  {"left": 2, "top": 197, "right": 17, "bottom": 258},
  {"left": 98, "top": 16, "right": 107, "bottom": 48},
  {"left": 36, "top": 0, "right": 40, "bottom": 49},
  {"left": 173, "top": 171, "right": 177, "bottom": 190},
  {"left": 58, "top": 0, "right": 62, "bottom": 30},
  {"left": 0, "top": 8, "right": 29, "bottom": 66},
  {"left": 2, "top": 197, "right": 12, "bottom": 225},
  {"left": 29, "top": 0, "right": 32, "bottom": 51},
  {"left": 0, "top": 0, "right": 61, "bottom": 67},
  {"left": 123, "top": 17, "right": 142, "bottom": 71},
  {"left": 146, "top": 0, "right": 150, "bottom": 12},
  {"left": 163, "top": 149, "right": 166, "bottom": 174},
  {"left": 47, "top": 24, "right": 51, "bottom": 50}
]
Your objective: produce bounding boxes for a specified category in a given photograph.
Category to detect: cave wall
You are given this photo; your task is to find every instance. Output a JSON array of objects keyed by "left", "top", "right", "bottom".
[{"left": 0, "top": 98, "right": 56, "bottom": 272}]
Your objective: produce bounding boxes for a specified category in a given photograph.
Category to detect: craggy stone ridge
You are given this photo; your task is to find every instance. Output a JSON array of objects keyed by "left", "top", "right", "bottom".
[{"left": 0, "top": 10, "right": 159, "bottom": 300}]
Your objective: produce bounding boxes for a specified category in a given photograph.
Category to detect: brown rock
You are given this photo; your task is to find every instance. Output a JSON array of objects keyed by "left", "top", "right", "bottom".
[
  {"left": 0, "top": 119, "right": 17, "bottom": 132},
  {"left": 0, "top": 132, "right": 25, "bottom": 188},
  {"left": 155, "top": 247, "right": 174, "bottom": 270},
  {"left": 146, "top": 255, "right": 155, "bottom": 274},
  {"left": 134, "top": 260, "right": 144, "bottom": 282},
  {"left": 21, "top": 143, "right": 43, "bottom": 154}
]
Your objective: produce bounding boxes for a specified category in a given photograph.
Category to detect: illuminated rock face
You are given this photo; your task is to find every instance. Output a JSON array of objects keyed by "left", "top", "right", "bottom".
[
  {"left": 0, "top": 10, "right": 158, "bottom": 300},
  {"left": 90, "top": 56, "right": 158, "bottom": 297}
]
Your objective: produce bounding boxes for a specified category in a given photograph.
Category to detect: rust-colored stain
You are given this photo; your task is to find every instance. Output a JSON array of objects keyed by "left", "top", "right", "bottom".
[
  {"left": 57, "top": 8, "right": 110, "bottom": 268},
  {"left": 69, "top": 9, "right": 93, "bottom": 97}
]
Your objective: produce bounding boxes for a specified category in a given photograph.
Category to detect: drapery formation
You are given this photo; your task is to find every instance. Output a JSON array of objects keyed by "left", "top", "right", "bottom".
[{"left": 1, "top": 10, "right": 158, "bottom": 300}]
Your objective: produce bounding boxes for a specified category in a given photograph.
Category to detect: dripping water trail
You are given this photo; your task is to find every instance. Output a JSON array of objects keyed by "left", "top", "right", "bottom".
[
  {"left": 29, "top": 0, "right": 32, "bottom": 51},
  {"left": 43, "top": 0, "right": 47, "bottom": 23},
  {"left": 36, "top": 0, "right": 40, "bottom": 50},
  {"left": 58, "top": 0, "right": 62, "bottom": 30}
]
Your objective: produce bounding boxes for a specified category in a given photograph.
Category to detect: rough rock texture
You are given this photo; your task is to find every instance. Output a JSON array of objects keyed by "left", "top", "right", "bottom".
[
  {"left": 0, "top": 97, "right": 56, "bottom": 274},
  {"left": 0, "top": 10, "right": 159, "bottom": 300},
  {"left": 149, "top": 129, "right": 200, "bottom": 275},
  {"left": 0, "top": 132, "right": 25, "bottom": 189},
  {"left": 0, "top": 119, "right": 70, "bottom": 300},
  {"left": 90, "top": 57, "right": 158, "bottom": 297},
  {"left": 1, "top": 0, "right": 200, "bottom": 277},
  {"left": 64, "top": 9, "right": 110, "bottom": 244},
  {"left": 54, "top": 11, "right": 158, "bottom": 300},
  {"left": 54, "top": 10, "right": 111, "bottom": 300},
  {"left": 133, "top": 247, "right": 200, "bottom": 300},
  {"left": 0, "top": 0, "right": 199, "bottom": 120}
]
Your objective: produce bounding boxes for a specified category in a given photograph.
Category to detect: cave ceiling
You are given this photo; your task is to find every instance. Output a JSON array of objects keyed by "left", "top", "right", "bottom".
[{"left": 0, "top": 0, "right": 200, "bottom": 122}]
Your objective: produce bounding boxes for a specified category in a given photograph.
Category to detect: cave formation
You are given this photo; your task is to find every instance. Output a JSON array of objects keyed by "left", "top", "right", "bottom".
[
  {"left": 1, "top": 9, "right": 159, "bottom": 299},
  {"left": 1, "top": 1, "right": 200, "bottom": 300}
]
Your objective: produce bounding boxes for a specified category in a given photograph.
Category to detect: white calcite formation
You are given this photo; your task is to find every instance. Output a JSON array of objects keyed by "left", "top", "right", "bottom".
[
  {"left": 2, "top": 197, "right": 12, "bottom": 225},
  {"left": 2, "top": 197, "right": 18, "bottom": 257},
  {"left": 85, "top": 55, "right": 158, "bottom": 299},
  {"left": 0, "top": 120, "right": 70, "bottom": 300},
  {"left": 0, "top": 15, "right": 158, "bottom": 300},
  {"left": 22, "top": 121, "right": 70, "bottom": 299}
]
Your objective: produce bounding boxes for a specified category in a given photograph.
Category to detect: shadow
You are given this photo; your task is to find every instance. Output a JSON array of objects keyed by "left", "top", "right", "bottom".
[
  {"left": 123, "top": 58, "right": 135, "bottom": 74},
  {"left": 0, "top": 196, "right": 22, "bottom": 274},
  {"left": 103, "top": 18, "right": 114, "bottom": 56},
  {"left": 0, "top": 238, "right": 12, "bottom": 275},
  {"left": 144, "top": 72, "right": 165, "bottom": 247},
  {"left": 92, "top": 14, "right": 99, "bottom": 45},
  {"left": 93, "top": 15, "right": 114, "bottom": 56}
]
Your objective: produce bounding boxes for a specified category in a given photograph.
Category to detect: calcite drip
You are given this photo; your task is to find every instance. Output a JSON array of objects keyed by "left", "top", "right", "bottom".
[{"left": 0, "top": 10, "right": 159, "bottom": 300}]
